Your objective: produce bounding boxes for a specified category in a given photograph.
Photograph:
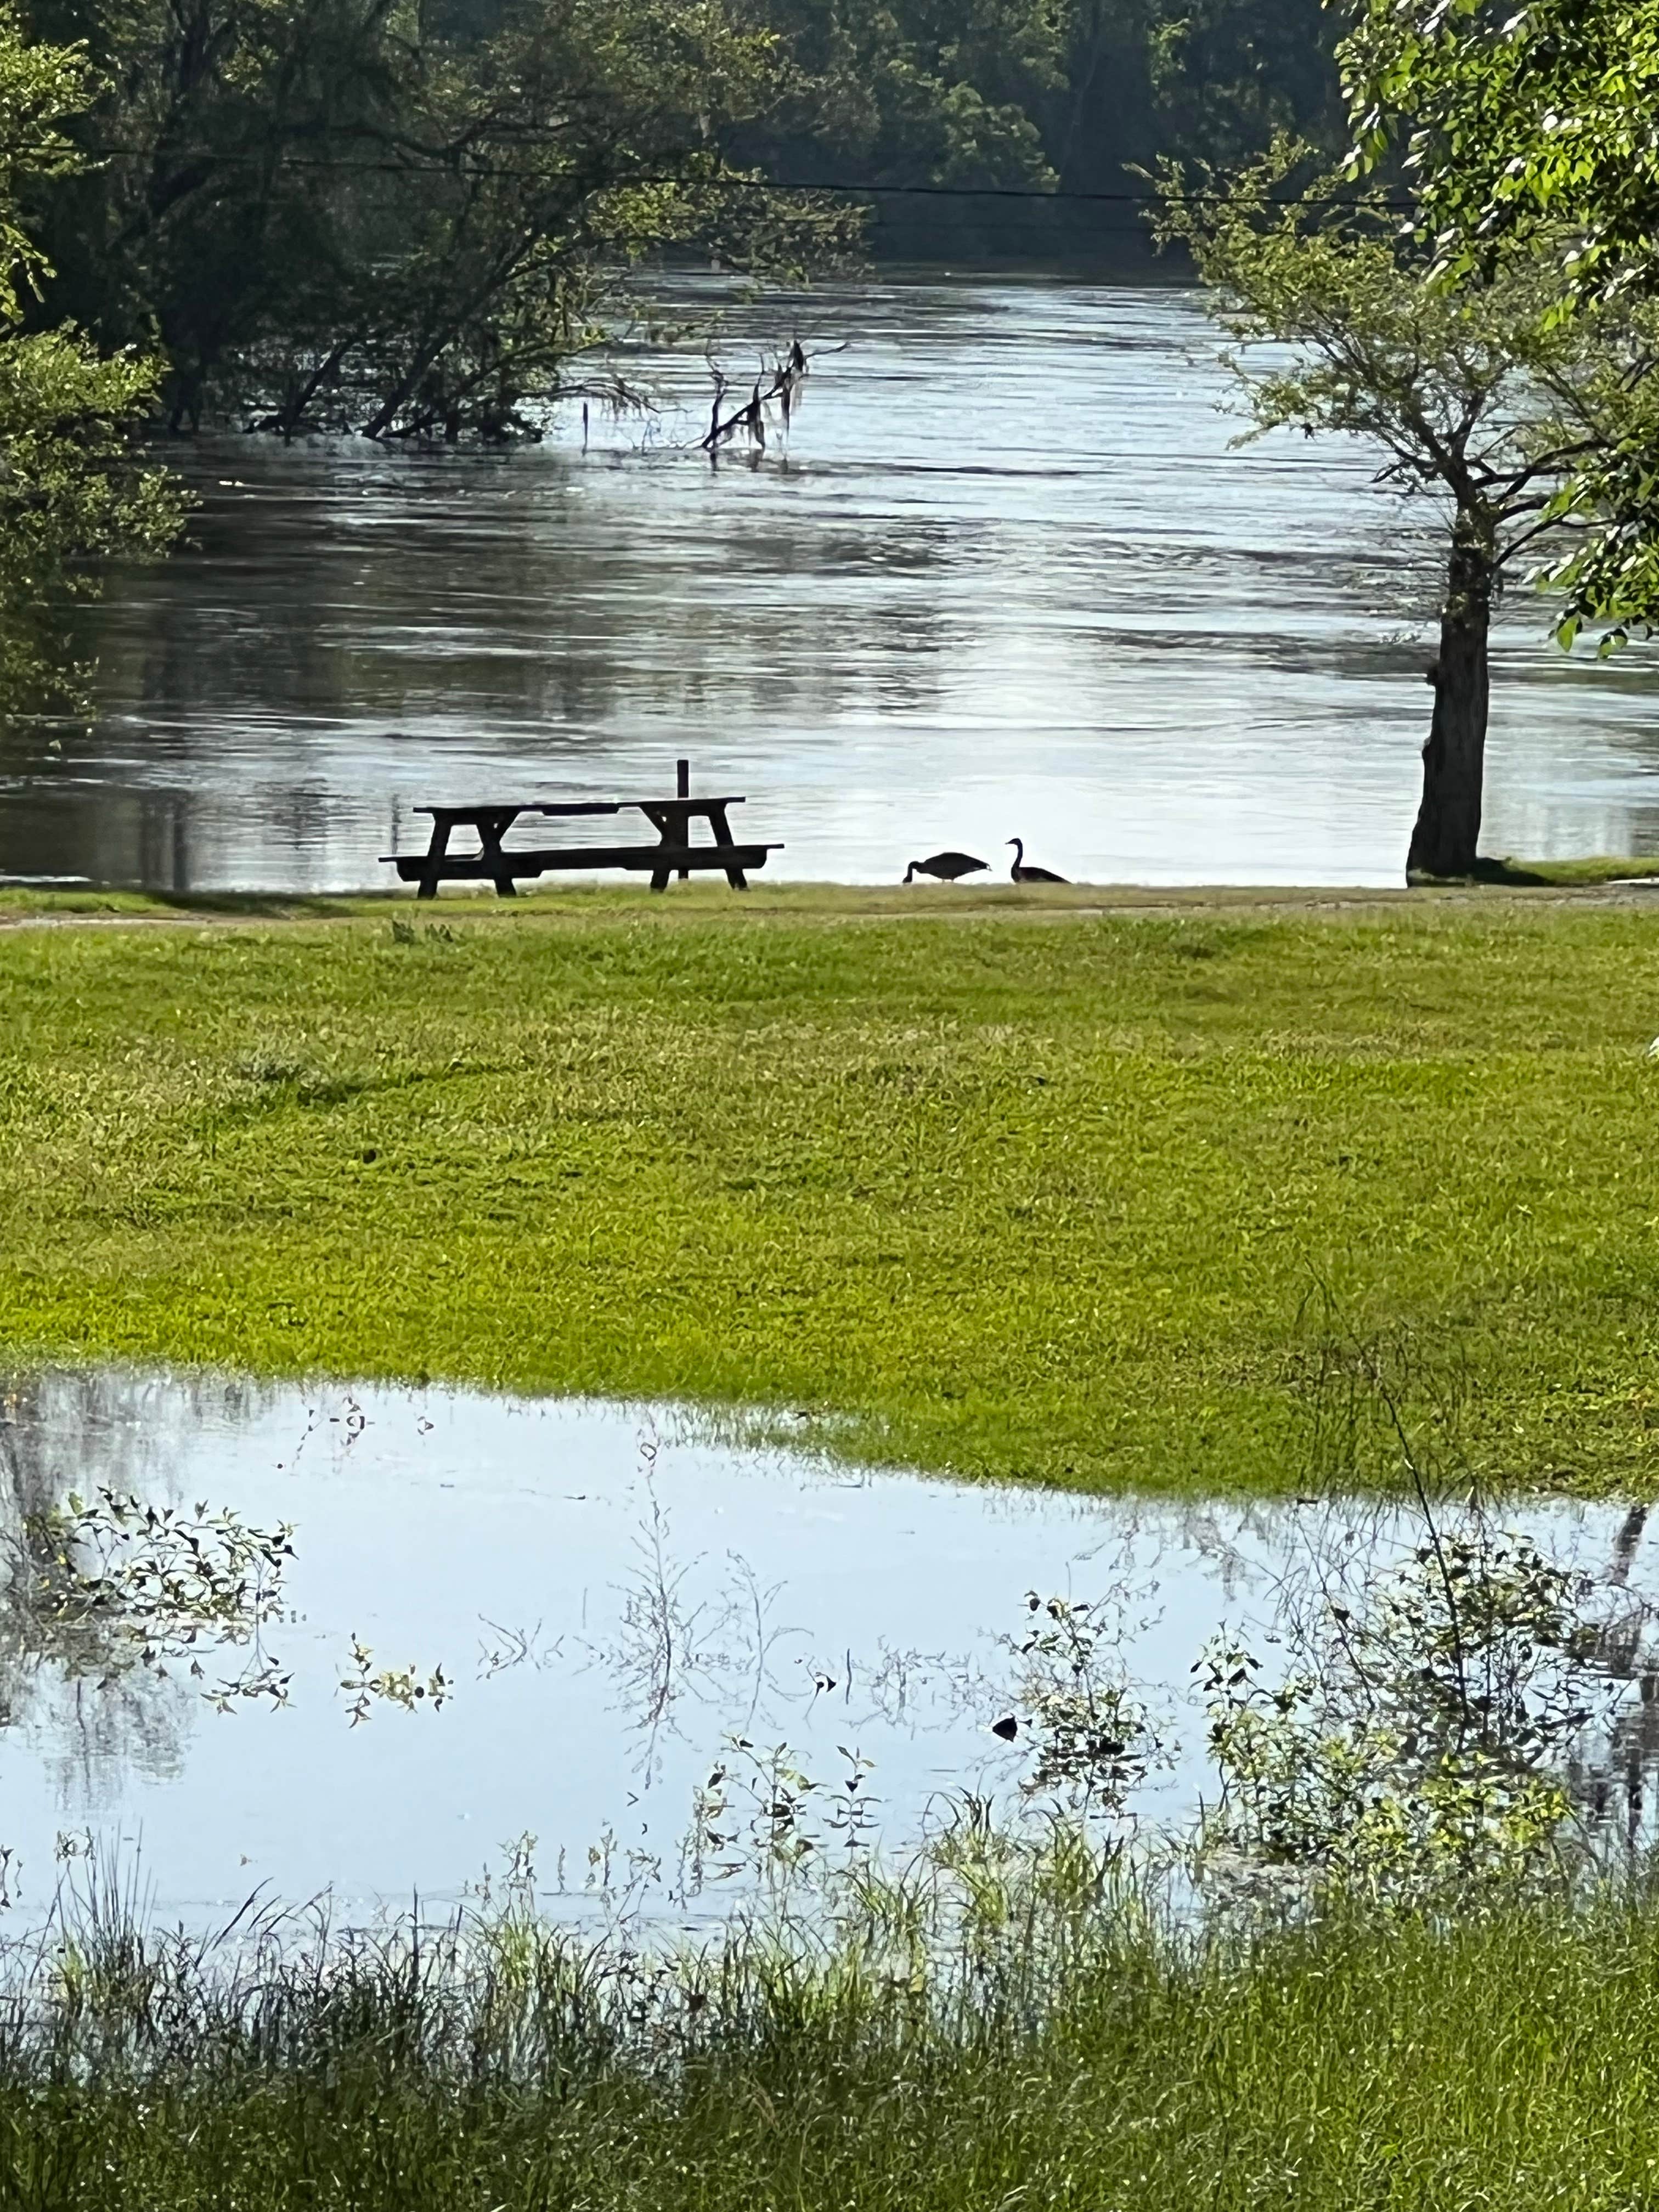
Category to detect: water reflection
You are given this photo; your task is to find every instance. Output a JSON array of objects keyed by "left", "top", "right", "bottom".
[
  {"left": 8, "top": 278, "right": 1659, "bottom": 890},
  {"left": 0, "top": 1369, "right": 1652, "bottom": 1922}
]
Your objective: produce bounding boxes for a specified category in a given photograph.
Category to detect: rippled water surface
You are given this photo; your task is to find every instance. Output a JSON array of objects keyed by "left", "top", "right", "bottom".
[
  {"left": 0, "top": 1369, "right": 1649, "bottom": 1925},
  {"left": 7, "top": 276, "right": 1659, "bottom": 892}
]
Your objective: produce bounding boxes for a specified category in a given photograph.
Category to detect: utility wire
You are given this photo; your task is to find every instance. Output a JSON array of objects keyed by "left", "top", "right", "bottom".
[{"left": 3, "top": 134, "right": 1415, "bottom": 207}]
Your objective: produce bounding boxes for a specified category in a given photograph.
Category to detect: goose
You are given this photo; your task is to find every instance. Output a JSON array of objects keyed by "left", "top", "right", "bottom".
[
  {"left": 1007, "top": 838, "right": 1068, "bottom": 884},
  {"left": 904, "top": 851, "right": 988, "bottom": 884}
]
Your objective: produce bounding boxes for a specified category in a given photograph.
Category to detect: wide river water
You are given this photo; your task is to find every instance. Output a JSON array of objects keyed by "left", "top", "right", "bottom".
[{"left": 9, "top": 273, "right": 1659, "bottom": 894}]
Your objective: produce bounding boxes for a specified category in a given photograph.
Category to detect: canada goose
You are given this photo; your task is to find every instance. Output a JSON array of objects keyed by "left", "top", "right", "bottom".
[
  {"left": 904, "top": 851, "right": 988, "bottom": 884},
  {"left": 1007, "top": 838, "right": 1068, "bottom": 885}
]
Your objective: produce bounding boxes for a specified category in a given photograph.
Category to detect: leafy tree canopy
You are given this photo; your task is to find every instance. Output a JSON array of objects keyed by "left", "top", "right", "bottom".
[
  {"left": 1158, "top": 142, "right": 1659, "bottom": 877},
  {"left": 0, "top": 4, "right": 183, "bottom": 718},
  {"left": 1339, "top": 0, "right": 1659, "bottom": 640}
]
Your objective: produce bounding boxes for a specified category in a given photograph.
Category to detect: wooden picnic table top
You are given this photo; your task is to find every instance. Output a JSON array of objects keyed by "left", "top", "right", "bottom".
[
  {"left": 415, "top": 794, "right": 748, "bottom": 821},
  {"left": 416, "top": 799, "right": 620, "bottom": 820}
]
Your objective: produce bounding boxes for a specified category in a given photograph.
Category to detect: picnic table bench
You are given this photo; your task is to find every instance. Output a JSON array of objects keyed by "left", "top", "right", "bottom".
[{"left": 381, "top": 761, "right": 781, "bottom": 899}]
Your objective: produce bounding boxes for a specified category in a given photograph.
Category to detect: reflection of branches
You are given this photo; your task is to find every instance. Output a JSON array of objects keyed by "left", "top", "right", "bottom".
[
  {"left": 1204, "top": 1318, "right": 1659, "bottom": 1875},
  {"left": 477, "top": 1617, "right": 562, "bottom": 1679},
  {"left": 843, "top": 1643, "right": 1000, "bottom": 1730},
  {"left": 578, "top": 1437, "right": 808, "bottom": 1782},
  {"left": 0, "top": 1378, "right": 304, "bottom": 1806}
]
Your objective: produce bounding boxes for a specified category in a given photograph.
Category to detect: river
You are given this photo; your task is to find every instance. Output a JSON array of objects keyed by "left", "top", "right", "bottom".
[{"left": 8, "top": 273, "right": 1659, "bottom": 894}]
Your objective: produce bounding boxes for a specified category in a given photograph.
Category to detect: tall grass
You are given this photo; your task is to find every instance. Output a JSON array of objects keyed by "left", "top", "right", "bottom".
[{"left": 2, "top": 1835, "right": 1658, "bottom": 2208}]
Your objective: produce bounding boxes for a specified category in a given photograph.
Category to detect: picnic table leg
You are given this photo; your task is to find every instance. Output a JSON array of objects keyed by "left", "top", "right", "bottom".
[
  {"left": 676, "top": 759, "right": 690, "bottom": 882},
  {"left": 416, "top": 818, "right": 453, "bottom": 900},
  {"left": 709, "top": 804, "right": 749, "bottom": 890},
  {"left": 478, "top": 811, "right": 518, "bottom": 898},
  {"left": 639, "top": 802, "right": 675, "bottom": 891}
]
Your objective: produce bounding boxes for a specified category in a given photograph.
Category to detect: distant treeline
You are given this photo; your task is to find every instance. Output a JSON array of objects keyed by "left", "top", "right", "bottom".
[
  {"left": 735, "top": 0, "right": 1343, "bottom": 261},
  {"left": 13, "top": 0, "right": 1339, "bottom": 444}
]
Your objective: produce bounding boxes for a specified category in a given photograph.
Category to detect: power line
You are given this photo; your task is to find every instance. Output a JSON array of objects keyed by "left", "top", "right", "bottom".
[{"left": 7, "top": 134, "right": 1415, "bottom": 208}]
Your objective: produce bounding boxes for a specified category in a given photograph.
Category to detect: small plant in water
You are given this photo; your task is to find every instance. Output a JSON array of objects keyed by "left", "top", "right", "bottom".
[
  {"left": 1011, "top": 1594, "right": 1165, "bottom": 1814},
  {"left": 8, "top": 1487, "right": 295, "bottom": 1712},
  {"left": 338, "top": 1636, "right": 451, "bottom": 1725}
]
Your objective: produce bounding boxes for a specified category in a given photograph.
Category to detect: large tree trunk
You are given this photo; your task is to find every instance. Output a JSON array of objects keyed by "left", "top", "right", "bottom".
[{"left": 1406, "top": 519, "right": 1496, "bottom": 882}]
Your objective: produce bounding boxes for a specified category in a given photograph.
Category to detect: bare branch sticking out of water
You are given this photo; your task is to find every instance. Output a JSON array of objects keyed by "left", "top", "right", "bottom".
[{"left": 700, "top": 340, "right": 841, "bottom": 456}]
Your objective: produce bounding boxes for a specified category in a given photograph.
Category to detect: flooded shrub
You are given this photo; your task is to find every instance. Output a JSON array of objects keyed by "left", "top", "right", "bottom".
[
  {"left": 1197, "top": 1522, "right": 1620, "bottom": 1886},
  {"left": 1012, "top": 1594, "right": 1165, "bottom": 1812}
]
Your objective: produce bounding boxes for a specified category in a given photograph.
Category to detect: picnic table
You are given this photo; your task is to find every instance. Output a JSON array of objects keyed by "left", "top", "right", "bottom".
[{"left": 382, "top": 761, "right": 781, "bottom": 899}]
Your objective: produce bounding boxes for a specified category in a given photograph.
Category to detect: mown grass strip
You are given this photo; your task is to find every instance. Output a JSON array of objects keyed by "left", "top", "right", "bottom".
[{"left": 3, "top": 888, "right": 1658, "bottom": 1495}]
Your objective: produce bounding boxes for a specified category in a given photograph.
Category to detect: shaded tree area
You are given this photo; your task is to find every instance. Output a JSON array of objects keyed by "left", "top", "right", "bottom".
[
  {"left": 737, "top": 0, "right": 1346, "bottom": 257},
  {"left": 0, "top": 3, "right": 183, "bottom": 715},
  {"left": 19, "top": 0, "right": 1351, "bottom": 431},
  {"left": 4, "top": 0, "right": 1352, "bottom": 447},
  {"left": 25, "top": 0, "right": 861, "bottom": 437}
]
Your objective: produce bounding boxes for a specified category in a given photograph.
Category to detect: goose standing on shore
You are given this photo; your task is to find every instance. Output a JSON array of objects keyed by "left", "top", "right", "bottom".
[
  {"left": 1007, "top": 838, "right": 1068, "bottom": 884},
  {"left": 904, "top": 851, "right": 988, "bottom": 883}
]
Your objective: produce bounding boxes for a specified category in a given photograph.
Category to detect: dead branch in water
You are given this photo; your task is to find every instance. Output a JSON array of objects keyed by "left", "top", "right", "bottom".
[{"left": 701, "top": 340, "right": 814, "bottom": 452}]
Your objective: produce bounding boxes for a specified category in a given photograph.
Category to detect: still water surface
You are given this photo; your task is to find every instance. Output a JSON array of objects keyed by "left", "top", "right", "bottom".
[
  {"left": 0, "top": 1369, "right": 1648, "bottom": 1925},
  {"left": 9, "top": 276, "right": 1659, "bottom": 893}
]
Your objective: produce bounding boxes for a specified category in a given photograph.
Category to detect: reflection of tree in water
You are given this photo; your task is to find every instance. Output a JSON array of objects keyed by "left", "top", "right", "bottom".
[
  {"left": 1194, "top": 1486, "right": 1659, "bottom": 1880},
  {"left": 1570, "top": 1503, "right": 1659, "bottom": 1848},
  {"left": 0, "top": 1372, "right": 293, "bottom": 1805}
]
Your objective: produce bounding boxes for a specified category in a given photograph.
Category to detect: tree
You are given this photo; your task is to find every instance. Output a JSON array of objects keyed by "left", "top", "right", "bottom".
[
  {"left": 31, "top": 0, "right": 856, "bottom": 438},
  {"left": 744, "top": 0, "right": 1066, "bottom": 192},
  {"left": 1342, "top": 0, "right": 1659, "bottom": 297},
  {"left": 1158, "top": 146, "right": 1656, "bottom": 881},
  {"left": 0, "top": 5, "right": 183, "bottom": 716},
  {"left": 1340, "top": 0, "right": 1659, "bottom": 647}
]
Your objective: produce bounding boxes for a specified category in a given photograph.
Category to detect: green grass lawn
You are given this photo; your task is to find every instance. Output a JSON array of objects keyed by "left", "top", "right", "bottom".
[{"left": 4, "top": 883, "right": 1659, "bottom": 1496}]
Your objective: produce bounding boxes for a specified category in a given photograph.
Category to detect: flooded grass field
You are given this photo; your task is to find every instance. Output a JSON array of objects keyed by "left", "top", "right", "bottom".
[{"left": 1, "top": 1367, "right": 1655, "bottom": 1925}]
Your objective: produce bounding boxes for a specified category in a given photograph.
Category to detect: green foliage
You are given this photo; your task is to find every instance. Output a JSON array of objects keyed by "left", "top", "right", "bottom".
[
  {"left": 3, "top": 893, "right": 1659, "bottom": 1496},
  {"left": 1338, "top": 0, "right": 1659, "bottom": 642},
  {"left": 0, "top": 3, "right": 91, "bottom": 323},
  {"left": 1073, "top": 0, "right": 1340, "bottom": 181},
  {"left": 1341, "top": 0, "right": 1659, "bottom": 299},
  {"left": 1156, "top": 140, "right": 1659, "bottom": 876},
  {"left": 748, "top": 0, "right": 1065, "bottom": 189},
  {"left": 11, "top": 1485, "right": 296, "bottom": 1709},
  {"left": 0, "top": 4, "right": 183, "bottom": 715},
  {"left": 35, "top": 0, "right": 856, "bottom": 435},
  {"left": 1154, "top": 140, "right": 1630, "bottom": 546},
  {"left": 1014, "top": 1592, "right": 1164, "bottom": 1808},
  {"left": 1201, "top": 1525, "right": 1601, "bottom": 1886},
  {"left": 0, "top": 326, "right": 183, "bottom": 707}
]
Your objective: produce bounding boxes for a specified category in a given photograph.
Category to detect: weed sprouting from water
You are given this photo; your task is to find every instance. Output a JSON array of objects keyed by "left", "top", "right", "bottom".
[
  {"left": 337, "top": 1637, "right": 451, "bottom": 1725},
  {"left": 1011, "top": 1593, "right": 1167, "bottom": 1813},
  {"left": 4, "top": 1486, "right": 296, "bottom": 1714}
]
